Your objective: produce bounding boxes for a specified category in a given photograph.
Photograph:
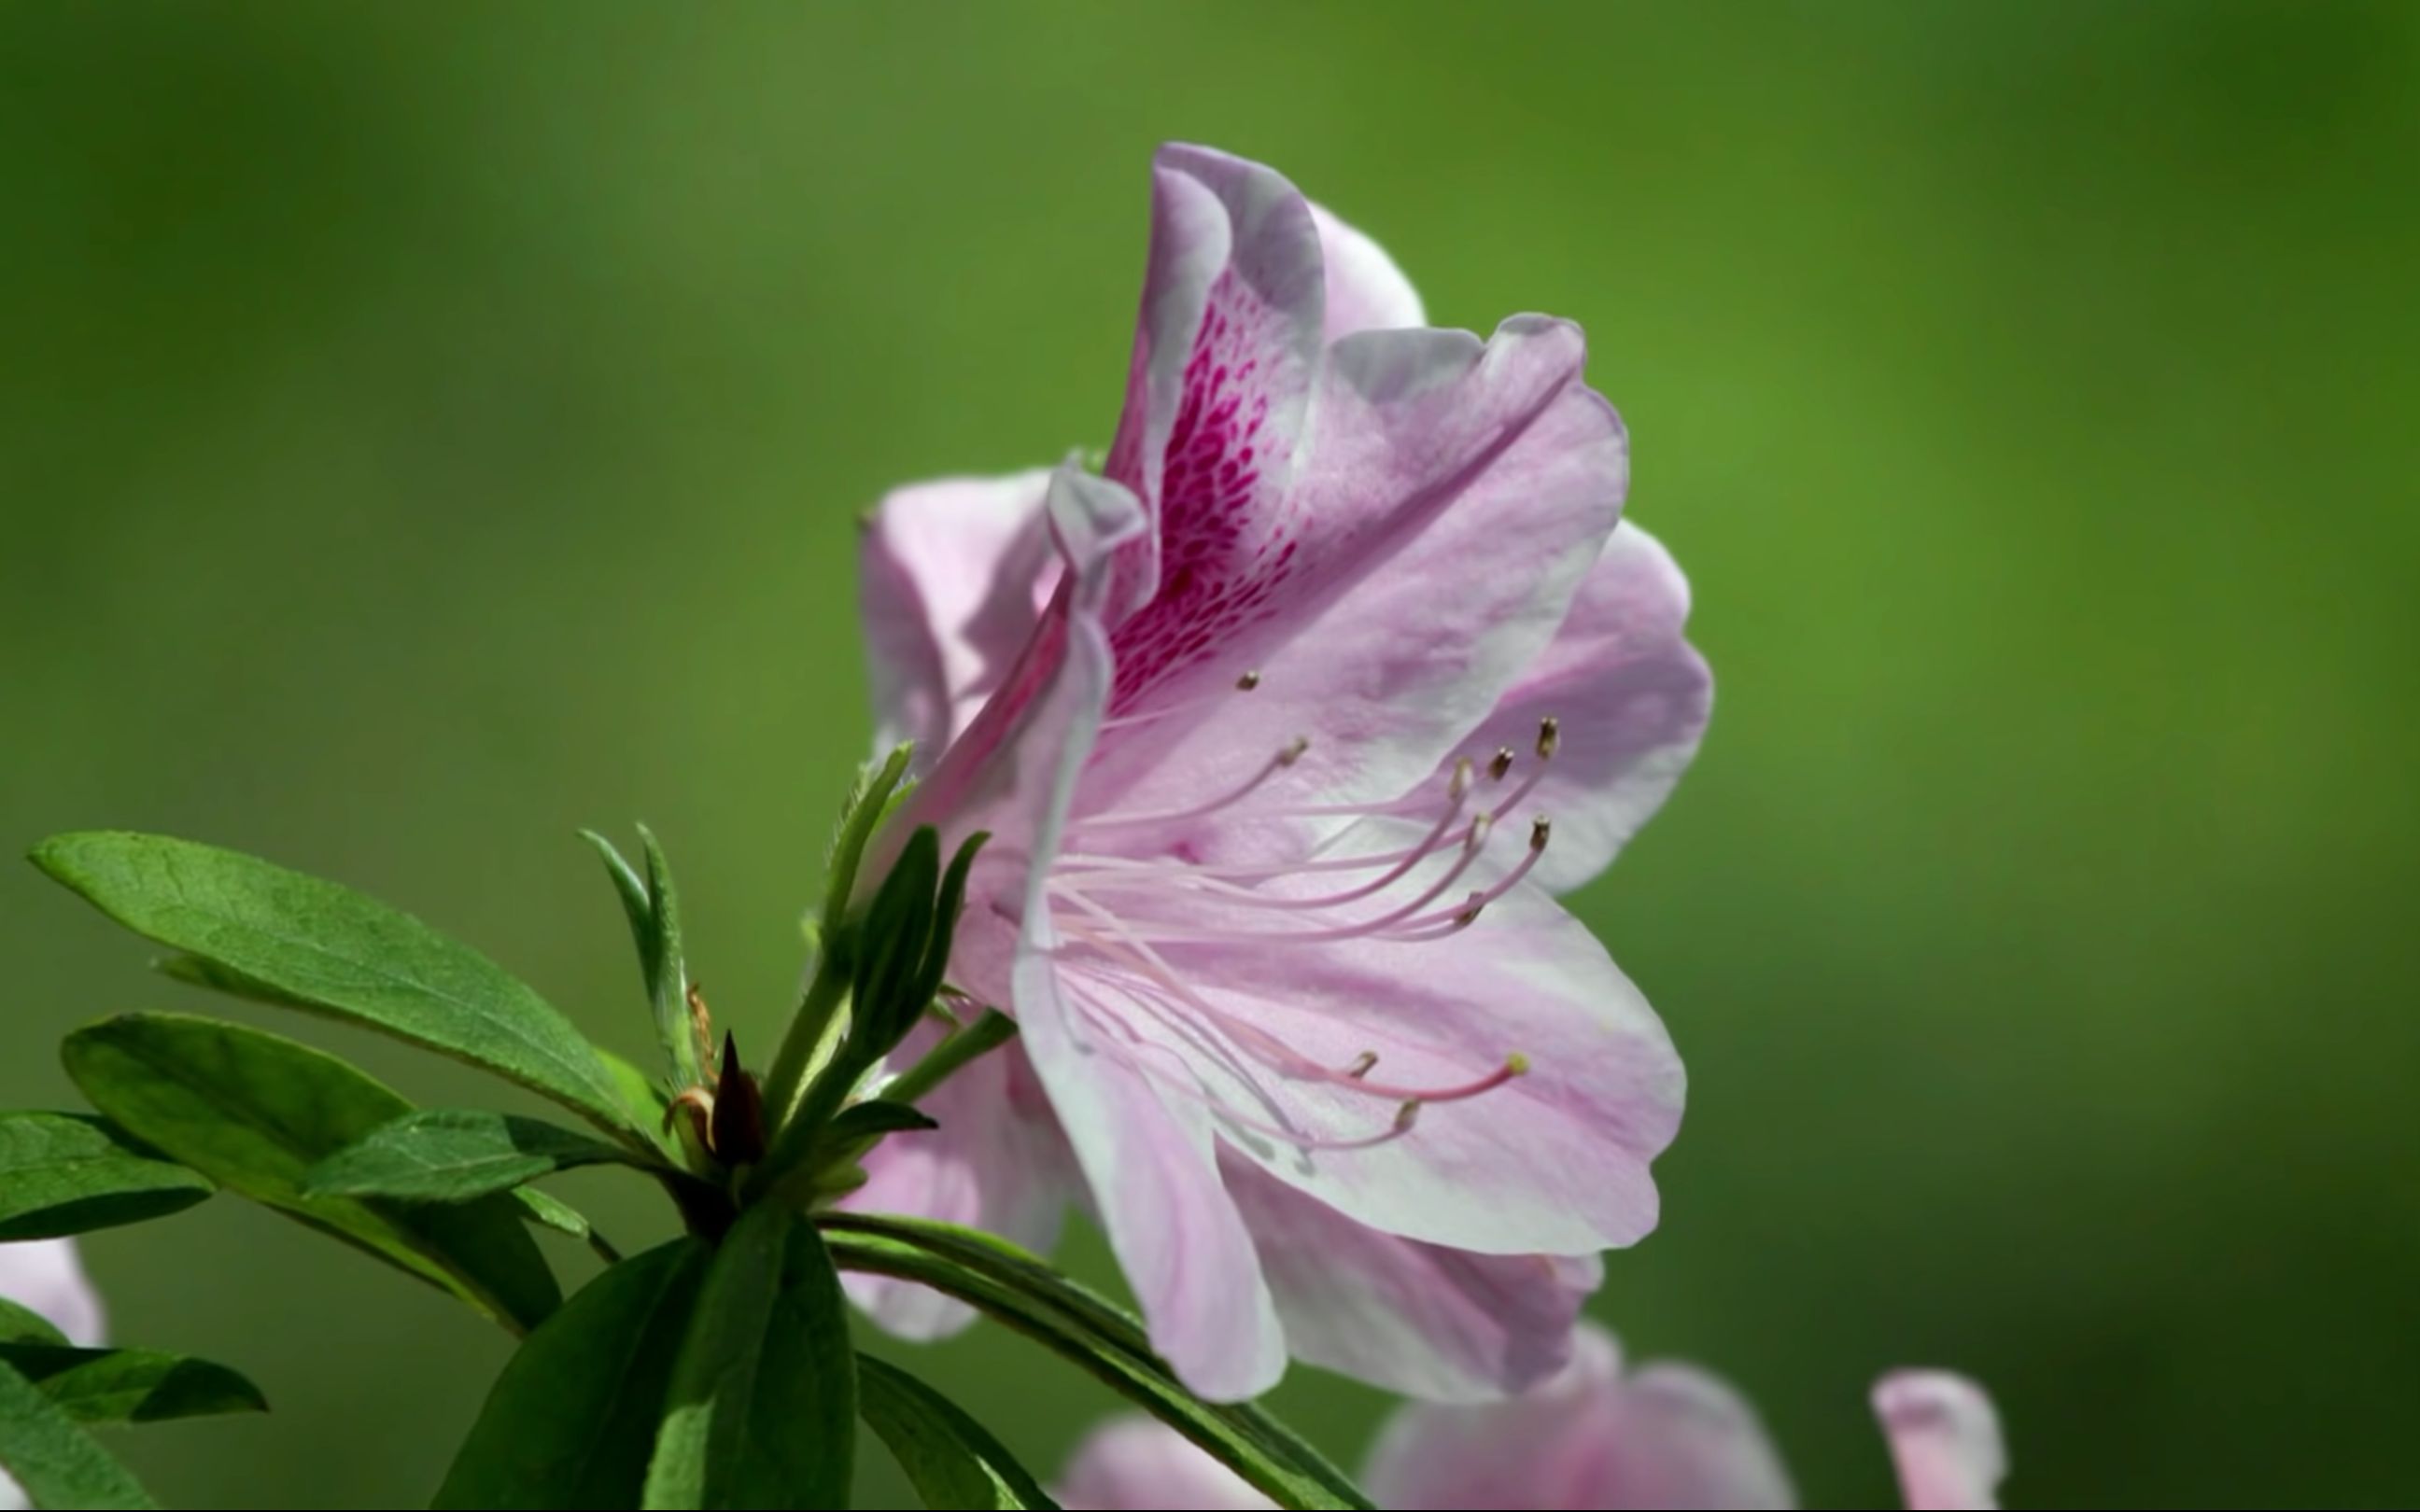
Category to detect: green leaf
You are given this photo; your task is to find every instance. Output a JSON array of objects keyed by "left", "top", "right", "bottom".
[
  {"left": 823, "top": 1099, "right": 938, "bottom": 1146},
  {"left": 643, "top": 1205, "right": 855, "bottom": 1510},
  {"left": 820, "top": 744, "right": 915, "bottom": 945},
  {"left": 851, "top": 826, "right": 939, "bottom": 1057},
  {"left": 0, "top": 1302, "right": 66, "bottom": 1347},
  {"left": 434, "top": 1239, "right": 711, "bottom": 1510},
  {"left": 0, "top": 1359, "right": 155, "bottom": 1509},
  {"left": 515, "top": 1187, "right": 591, "bottom": 1239},
  {"left": 902, "top": 831, "right": 988, "bottom": 1033},
  {"left": 63, "top": 1014, "right": 562, "bottom": 1334},
  {"left": 305, "top": 1110, "right": 641, "bottom": 1203},
  {"left": 858, "top": 1354, "right": 1059, "bottom": 1510},
  {"left": 0, "top": 1112, "right": 213, "bottom": 1241},
  {"left": 32, "top": 832, "right": 643, "bottom": 1144},
  {"left": 821, "top": 1215, "right": 1372, "bottom": 1512},
  {"left": 582, "top": 828, "right": 700, "bottom": 1090},
  {"left": 597, "top": 1047, "right": 676, "bottom": 1143},
  {"left": 0, "top": 1345, "right": 267, "bottom": 1424}
]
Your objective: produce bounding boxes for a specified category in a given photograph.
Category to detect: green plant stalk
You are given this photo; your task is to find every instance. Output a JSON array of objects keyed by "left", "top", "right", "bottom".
[{"left": 820, "top": 1220, "right": 1372, "bottom": 1512}]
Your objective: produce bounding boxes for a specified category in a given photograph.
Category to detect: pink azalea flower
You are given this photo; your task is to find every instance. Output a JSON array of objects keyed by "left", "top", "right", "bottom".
[
  {"left": 847, "top": 144, "right": 1710, "bottom": 1401},
  {"left": 1054, "top": 1325, "right": 2009, "bottom": 1511},
  {"left": 0, "top": 1239, "right": 106, "bottom": 1512}
]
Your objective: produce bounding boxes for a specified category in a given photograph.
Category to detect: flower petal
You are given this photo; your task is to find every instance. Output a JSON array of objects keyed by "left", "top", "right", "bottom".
[
  {"left": 1055, "top": 1417, "right": 1276, "bottom": 1512},
  {"left": 1873, "top": 1371, "right": 2007, "bottom": 1511},
  {"left": 1023, "top": 974, "right": 1286, "bottom": 1400},
  {"left": 891, "top": 462, "right": 1287, "bottom": 1399},
  {"left": 1063, "top": 877, "right": 1681, "bottom": 1256},
  {"left": 0, "top": 1239, "right": 105, "bottom": 1348},
  {"left": 857, "top": 469, "right": 1057, "bottom": 763},
  {"left": 1363, "top": 1325, "right": 1799, "bottom": 1511},
  {"left": 879, "top": 465, "right": 1145, "bottom": 863},
  {"left": 1101, "top": 144, "right": 1326, "bottom": 633},
  {"left": 1221, "top": 1155, "right": 1598, "bottom": 1402},
  {"left": 839, "top": 1029, "right": 1077, "bottom": 1340},
  {"left": 1310, "top": 201, "right": 1424, "bottom": 340},
  {"left": 1087, "top": 315, "right": 1628, "bottom": 827},
  {"left": 1447, "top": 520, "right": 1712, "bottom": 895}
]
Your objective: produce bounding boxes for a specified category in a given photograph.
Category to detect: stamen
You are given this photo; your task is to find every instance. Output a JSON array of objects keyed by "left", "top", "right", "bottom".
[
  {"left": 1099, "top": 670, "right": 1265, "bottom": 732},
  {"left": 1487, "top": 717, "right": 1563, "bottom": 822},
  {"left": 1049, "top": 897, "right": 1527, "bottom": 1107},
  {"left": 1487, "top": 747, "right": 1515, "bottom": 781},
  {"left": 1072, "top": 736, "right": 1312, "bottom": 830},
  {"left": 1400, "top": 815, "right": 1552, "bottom": 932}
]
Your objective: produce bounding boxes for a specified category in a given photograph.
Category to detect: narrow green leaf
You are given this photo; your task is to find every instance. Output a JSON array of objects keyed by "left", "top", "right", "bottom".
[
  {"left": 0, "top": 1359, "right": 155, "bottom": 1509},
  {"left": 821, "top": 744, "right": 915, "bottom": 944},
  {"left": 823, "top": 1099, "right": 939, "bottom": 1146},
  {"left": 32, "top": 832, "right": 642, "bottom": 1143},
  {"left": 515, "top": 1187, "right": 590, "bottom": 1239},
  {"left": 597, "top": 1047, "right": 676, "bottom": 1143},
  {"left": 851, "top": 827, "right": 939, "bottom": 1051},
  {"left": 434, "top": 1239, "right": 711, "bottom": 1510},
  {"left": 0, "top": 1345, "right": 267, "bottom": 1424},
  {"left": 858, "top": 1354, "right": 1059, "bottom": 1510},
  {"left": 154, "top": 952, "right": 322, "bottom": 1010},
  {"left": 0, "top": 1302, "right": 66, "bottom": 1347},
  {"left": 581, "top": 829, "right": 699, "bottom": 1090},
  {"left": 903, "top": 831, "right": 988, "bottom": 1029},
  {"left": 63, "top": 1014, "right": 561, "bottom": 1334},
  {"left": 643, "top": 1205, "right": 855, "bottom": 1510},
  {"left": 305, "top": 1110, "right": 641, "bottom": 1203},
  {"left": 821, "top": 1215, "right": 1372, "bottom": 1512},
  {"left": 0, "top": 1113, "right": 212, "bottom": 1241}
]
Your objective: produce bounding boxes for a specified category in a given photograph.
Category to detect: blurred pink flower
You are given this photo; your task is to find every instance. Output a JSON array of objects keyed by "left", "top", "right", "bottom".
[
  {"left": 0, "top": 1239, "right": 106, "bottom": 1512},
  {"left": 848, "top": 144, "right": 1710, "bottom": 1400},
  {"left": 1055, "top": 1325, "right": 2007, "bottom": 1511}
]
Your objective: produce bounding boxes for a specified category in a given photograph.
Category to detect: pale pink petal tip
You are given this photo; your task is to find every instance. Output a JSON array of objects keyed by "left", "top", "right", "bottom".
[
  {"left": 1054, "top": 1417, "right": 1276, "bottom": 1512},
  {"left": 1873, "top": 1369, "right": 2007, "bottom": 1512}
]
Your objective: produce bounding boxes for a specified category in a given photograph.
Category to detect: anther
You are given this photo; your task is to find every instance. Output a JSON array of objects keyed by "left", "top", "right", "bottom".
[
  {"left": 1278, "top": 735, "right": 1310, "bottom": 767},
  {"left": 1488, "top": 747, "right": 1516, "bottom": 781},
  {"left": 1453, "top": 890, "right": 1487, "bottom": 927},
  {"left": 1346, "top": 1051, "right": 1379, "bottom": 1080},
  {"left": 1504, "top": 1052, "right": 1532, "bottom": 1076},
  {"left": 1536, "top": 716, "right": 1561, "bottom": 761},
  {"left": 1393, "top": 1099, "right": 1423, "bottom": 1133},
  {"left": 1448, "top": 757, "right": 1475, "bottom": 802},
  {"left": 1235, "top": 670, "right": 1262, "bottom": 691},
  {"left": 1529, "top": 816, "right": 1552, "bottom": 852},
  {"left": 1465, "top": 812, "right": 1496, "bottom": 854}
]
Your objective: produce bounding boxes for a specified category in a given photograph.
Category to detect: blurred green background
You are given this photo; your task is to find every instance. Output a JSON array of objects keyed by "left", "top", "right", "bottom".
[{"left": 4, "top": 3, "right": 2414, "bottom": 1507}]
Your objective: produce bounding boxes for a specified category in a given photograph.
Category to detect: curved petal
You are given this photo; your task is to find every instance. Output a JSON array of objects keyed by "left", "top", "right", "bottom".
[
  {"left": 1062, "top": 876, "right": 1681, "bottom": 1256},
  {"left": 1055, "top": 1417, "right": 1275, "bottom": 1512},
  {"left": 1008, "top": 594, "right": 1285, "bottom": 1399},
  {"left": 877, "top": 466, "right": 1146, "bottom": 868},
  {"left": 839, "top": 1029, "right": 1077, "bottom": 1340},
  {"left": 1363, "top": 1325, "right": 1798, "bottom": 1511},
  {"left": 1447, "top": 520, "right": 1712, "bottom": 894},
  {"left": 1101, "top": 144, "right": 1326, "bottom": 631},
  {"left": 1087, "top": 315, "right": 1627, "bottom": 828},
  {"left": 890, "top": 462, "right": 1286, "bottom": 1399},
  {"left": 858, "top": 469, "right": 1057, "bottom": 763},
  {"left": 1873, "top": 1371, "right": 2006, "bottom": 1511},
  {"left": 0, "top": 1239, "right": 105, "bottom": 1348},
  {"left": 1222, "top": 1156, "right": 1598, "bottom": 1402},
  {"left": 1310, "top": 201, "right": 1424, "bottom": 340}
]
